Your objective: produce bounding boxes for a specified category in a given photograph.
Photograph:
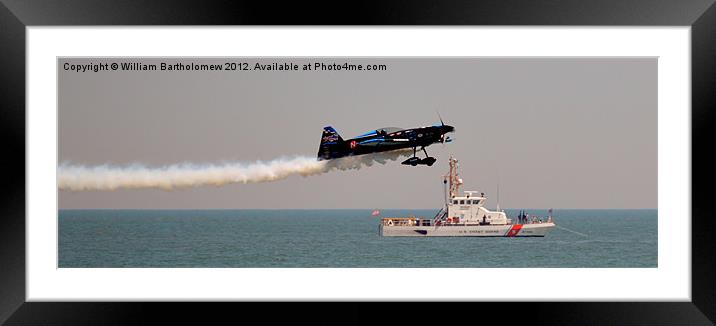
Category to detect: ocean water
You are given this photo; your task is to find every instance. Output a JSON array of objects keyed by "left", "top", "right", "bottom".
[{"left": 58, "top": 209, "right": 657, "bottom": 268}]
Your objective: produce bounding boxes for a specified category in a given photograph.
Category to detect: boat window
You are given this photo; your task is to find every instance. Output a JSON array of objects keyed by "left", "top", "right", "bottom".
[
  {"left": 459, "top": 200, "right": 465, "bottom": 205},
  {"left": 453, "top": 200, "right": 458, "bottom": 204},
  {"left": 475, "top": 200, "right": 481, "bottom": 205}
]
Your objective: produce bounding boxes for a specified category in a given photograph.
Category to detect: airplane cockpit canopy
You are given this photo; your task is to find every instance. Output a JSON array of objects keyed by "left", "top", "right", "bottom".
[{"left": 355, "top": 127, "right": 403, "bottom": 138}]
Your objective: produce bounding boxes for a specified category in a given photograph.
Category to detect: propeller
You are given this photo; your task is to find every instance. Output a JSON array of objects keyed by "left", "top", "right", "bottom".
[
  {"left": 435, "top": 110, "right": 445, "bottom": 145},
  {"left": 437, "top": 111, "right": 448, "bottom": 145}
]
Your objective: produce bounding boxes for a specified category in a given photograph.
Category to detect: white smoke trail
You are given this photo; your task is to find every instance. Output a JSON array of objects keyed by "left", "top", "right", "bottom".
[{"left": 58, "top": 149, "right": 413, "bottom": 191}]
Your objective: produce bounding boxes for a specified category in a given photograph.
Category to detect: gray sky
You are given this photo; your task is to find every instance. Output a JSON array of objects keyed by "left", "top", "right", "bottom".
[{"left": 58, "top": 57, "right": 656, "bottom": 209}]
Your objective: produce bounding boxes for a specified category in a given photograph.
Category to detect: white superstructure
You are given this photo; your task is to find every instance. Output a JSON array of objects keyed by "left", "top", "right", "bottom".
[{"left": 379, "top": 156, "right": 555, "bottom": 237}]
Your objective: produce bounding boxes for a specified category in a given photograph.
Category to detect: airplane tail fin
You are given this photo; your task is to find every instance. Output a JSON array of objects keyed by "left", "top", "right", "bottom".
[{"left": 317, "top": 126, "right": 344, "bottom": 160}]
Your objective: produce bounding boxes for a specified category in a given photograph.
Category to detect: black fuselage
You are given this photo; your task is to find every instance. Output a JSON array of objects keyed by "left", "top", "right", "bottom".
[{"left": 317, "top": 124, "right": 454, "bottom": 161}]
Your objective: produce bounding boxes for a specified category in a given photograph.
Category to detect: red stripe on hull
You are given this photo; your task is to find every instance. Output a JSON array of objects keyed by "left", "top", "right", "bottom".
[{"left": 505, "top": 224, "right": 523, "bottom": 237}]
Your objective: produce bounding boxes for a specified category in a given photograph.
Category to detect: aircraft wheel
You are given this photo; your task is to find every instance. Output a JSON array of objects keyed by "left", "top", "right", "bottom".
[{"left": 422, "top": 157, "right": 437, "bottom": 166}]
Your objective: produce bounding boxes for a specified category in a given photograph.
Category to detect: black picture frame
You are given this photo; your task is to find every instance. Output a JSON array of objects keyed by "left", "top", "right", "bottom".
[{"left": 1, "top": 0, "right": 715, "bottom": 324}]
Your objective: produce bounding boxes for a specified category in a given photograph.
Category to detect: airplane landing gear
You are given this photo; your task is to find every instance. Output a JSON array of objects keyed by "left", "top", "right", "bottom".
[
  {"left": 401, "top": 147, "right": 437, "bottom": 166},
  {"left": 421, "top": 157, "right": 437, "bottom": 166},
  {"left": 401, "top": 157, "right": 422, "bottom": 166}
]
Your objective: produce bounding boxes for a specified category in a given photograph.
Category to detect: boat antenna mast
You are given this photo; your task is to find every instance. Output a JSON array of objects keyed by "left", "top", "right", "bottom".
[{"left": 443, "top": 156, "right": 462, "bottom": 201}]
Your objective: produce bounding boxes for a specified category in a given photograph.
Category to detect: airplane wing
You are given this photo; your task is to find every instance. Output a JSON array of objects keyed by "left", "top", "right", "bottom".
[
  {"left": 357, "top": 139, "right": 384, "bottom": 146},
  {"left": 357, "top": 138, "right": 411, "bottom": 146}
]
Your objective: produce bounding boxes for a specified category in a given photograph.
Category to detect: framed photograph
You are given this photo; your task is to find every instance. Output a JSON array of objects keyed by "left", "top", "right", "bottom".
[{"left": 2, "top": 0, "right": 715, "bottom": 324}]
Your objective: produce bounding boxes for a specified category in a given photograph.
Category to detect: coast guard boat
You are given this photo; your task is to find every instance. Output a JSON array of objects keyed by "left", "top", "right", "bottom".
[{"left": 379, "top": 156, "right": 556, "bottom": 237}]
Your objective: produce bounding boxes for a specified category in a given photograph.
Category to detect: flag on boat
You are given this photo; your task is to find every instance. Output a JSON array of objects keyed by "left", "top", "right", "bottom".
[{"left": 371, "top": 209, "right": 380, "bottom": 216}]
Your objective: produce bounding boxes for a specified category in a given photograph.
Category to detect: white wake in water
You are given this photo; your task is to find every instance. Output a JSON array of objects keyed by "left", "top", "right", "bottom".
[{"left": 58, "top": 149, "right": 413, "bottom": 191}]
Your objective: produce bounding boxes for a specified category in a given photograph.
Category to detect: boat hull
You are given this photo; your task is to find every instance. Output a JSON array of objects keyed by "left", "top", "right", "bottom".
[{"left": 379, "top": 222, "right": 555, "bottom": 237}]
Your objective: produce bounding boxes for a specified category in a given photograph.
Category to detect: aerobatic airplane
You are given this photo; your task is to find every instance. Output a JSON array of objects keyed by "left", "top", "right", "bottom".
[{"left": 317, "top": 120, "right": 455, "bottom": 166}]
